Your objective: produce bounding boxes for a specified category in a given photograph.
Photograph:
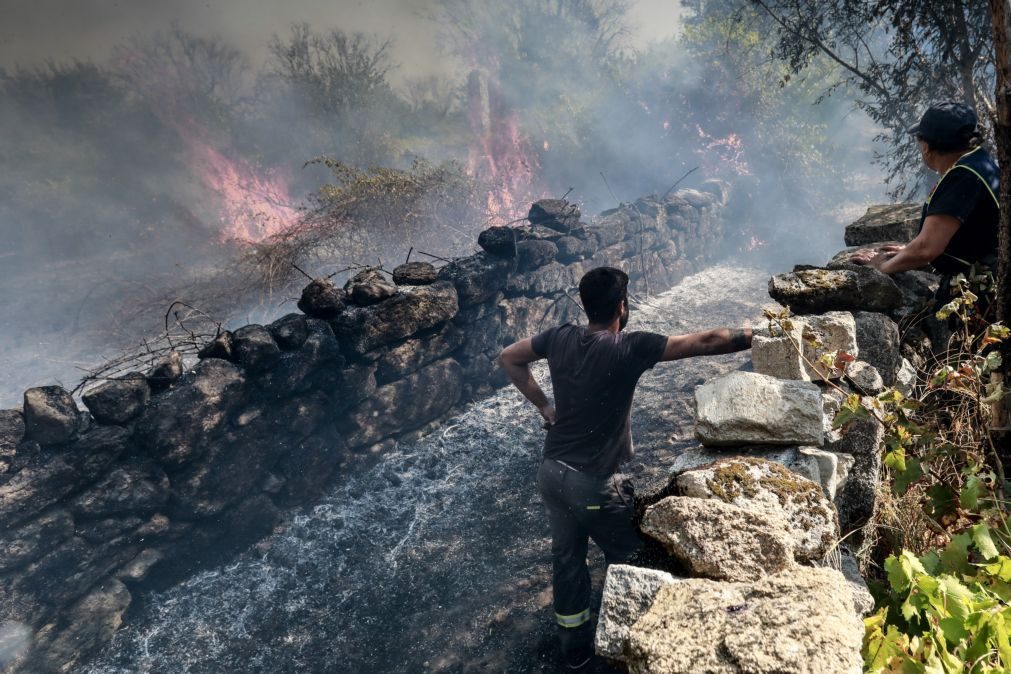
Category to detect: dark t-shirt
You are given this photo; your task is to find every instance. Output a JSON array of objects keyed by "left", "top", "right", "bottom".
[
  {"left": 531, "top": 324, "right": 667, "bottom": 478},
  {"left": 920, "top": 146, "right": 1000, "bottom": 275}
]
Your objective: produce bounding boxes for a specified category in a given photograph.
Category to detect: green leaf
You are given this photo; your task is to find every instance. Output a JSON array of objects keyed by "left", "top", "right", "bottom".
[
  {"left": 925, "top": 484, "right": 958, "bottom": 519},
  {"left": 938, "top": 616, "right": 969, "bottom": 647},
  {"left": 985, "top": 557, "right": 1011, "bottom": 582},
  {"left": 971, "top": 523, "right": 1000, "bottom": 561},
  {"left": 938, "top": 533, "right": 972, "bottom": 575},
  {"left": 886, "top": 551, "right": 926, "bottom": 594},
  {"left": 893, "top": 457, "right": 923, "bottom": 495},
  {"left": 960, "top": 476, "right": 982, "bottom": 510}
]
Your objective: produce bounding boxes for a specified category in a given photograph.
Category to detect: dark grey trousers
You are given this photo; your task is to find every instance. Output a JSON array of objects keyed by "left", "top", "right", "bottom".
[{"left": 536, "top": 459, "right": 641, "bottom": 655}]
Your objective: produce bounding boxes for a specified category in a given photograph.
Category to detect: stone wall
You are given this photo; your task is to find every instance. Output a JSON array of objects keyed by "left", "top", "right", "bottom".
[
  {"left": 594, "top": 203, "right": 938, "bottom": 673},
  {"left": 0, "top": 182, "right": 729, "bottom": 671}
]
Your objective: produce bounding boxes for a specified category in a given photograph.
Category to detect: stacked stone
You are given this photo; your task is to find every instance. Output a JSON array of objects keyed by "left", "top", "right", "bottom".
[
  {"left": 594, "top": 366, "right": 869, "bottom": 672},
  {"left": 0, "top": 186, "right": 729, "bottom": 671}
]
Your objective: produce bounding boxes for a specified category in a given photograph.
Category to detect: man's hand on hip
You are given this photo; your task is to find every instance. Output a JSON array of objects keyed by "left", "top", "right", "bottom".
[{"left": 538, "top": 404, "right": 556, "bottom": 429}]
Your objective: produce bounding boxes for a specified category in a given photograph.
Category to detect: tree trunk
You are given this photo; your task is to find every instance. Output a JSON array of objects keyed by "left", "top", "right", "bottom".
[{"left": 988, "top": 0, "right": 1011, "bottom": 438}]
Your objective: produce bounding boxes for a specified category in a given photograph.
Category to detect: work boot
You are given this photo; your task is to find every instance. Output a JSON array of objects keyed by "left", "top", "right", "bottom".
[{"left": 559, "top": 621, "right": 594, "bottom": 670}]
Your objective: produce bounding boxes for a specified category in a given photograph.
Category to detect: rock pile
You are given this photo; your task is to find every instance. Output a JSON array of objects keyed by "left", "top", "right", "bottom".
[
  {"left": 595, "top": 348, "right": 871, "bottom": 672},
  {"left": 592, "top": 221, "right": 946, "bottom": 673}
]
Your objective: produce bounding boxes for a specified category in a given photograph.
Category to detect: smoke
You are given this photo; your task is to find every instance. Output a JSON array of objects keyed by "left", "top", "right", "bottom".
[
  {"left": 0, "top": 0, "right": 887, "bottom": 407},
  {"left": 0, "top": 622, "right": 31, "bottom": 669}
]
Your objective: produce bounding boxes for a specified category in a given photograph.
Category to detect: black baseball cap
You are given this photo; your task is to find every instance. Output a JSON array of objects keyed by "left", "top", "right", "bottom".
[{"left": 907, "top": 101, "right": 978, "bottom": 150}]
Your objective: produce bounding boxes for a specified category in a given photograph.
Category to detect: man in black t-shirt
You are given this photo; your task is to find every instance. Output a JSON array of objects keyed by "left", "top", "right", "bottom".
[
  {"left": 851, "top": 102, "right": 999, "bottom": 286},
  {"left": 499, "top": 266, "right": 752, "bottom": 670}
]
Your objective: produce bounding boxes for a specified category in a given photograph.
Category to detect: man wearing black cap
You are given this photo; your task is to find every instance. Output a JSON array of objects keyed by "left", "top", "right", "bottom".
[
  {"left": 498, "top": 266, "right": 753, "bottom": 670},
  {"left": 851, "top": 101, "right": 999, "bottom": 289}
]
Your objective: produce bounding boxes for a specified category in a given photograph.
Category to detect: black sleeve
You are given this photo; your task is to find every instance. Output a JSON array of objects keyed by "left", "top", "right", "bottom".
[
  {"left": 530, "top": 326, "right": 558, "bottom": 358},
  {"left": 629, "top": 331, "right": 668, "bottom": 371},
  {"left": 925, "top": 168, "right": 984, "bottom": 224}
]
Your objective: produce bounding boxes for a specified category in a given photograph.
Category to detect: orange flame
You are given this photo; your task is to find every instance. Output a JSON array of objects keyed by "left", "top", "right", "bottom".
[
  {"left": 186, "top": 138, "right": 299, "bottom": 243},
  {"left": 466, "top": 69, "right": 542, "bottom": 225}
]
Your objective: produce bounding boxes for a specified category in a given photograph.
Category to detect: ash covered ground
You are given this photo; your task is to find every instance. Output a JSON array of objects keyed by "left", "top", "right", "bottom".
[{"left": 81, "top": 261, "right": 771, "bottom": 673}]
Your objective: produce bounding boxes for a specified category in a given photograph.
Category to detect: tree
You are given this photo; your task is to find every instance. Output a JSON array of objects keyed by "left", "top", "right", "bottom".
[{"left": 748, "top": 0, "right": 995, "bottom": 196}]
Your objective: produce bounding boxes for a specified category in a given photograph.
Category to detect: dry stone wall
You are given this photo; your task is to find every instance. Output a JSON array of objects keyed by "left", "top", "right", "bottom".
[
  {"left": 594, "top": 203, "right": 941, "bottom": 673},
  {"left": 0, "top": 182, "right": 729, "bottom": 671}
]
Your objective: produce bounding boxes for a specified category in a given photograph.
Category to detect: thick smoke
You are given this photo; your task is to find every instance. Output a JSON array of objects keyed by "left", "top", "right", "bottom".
[{"left": 0, "top": 0, "right": 886, "bottom": 406}]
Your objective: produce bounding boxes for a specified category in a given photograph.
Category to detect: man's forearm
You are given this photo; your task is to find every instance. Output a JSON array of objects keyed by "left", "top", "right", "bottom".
[
  {"left": 501, "top": 361, "right": 550, "bottom": 409},
  {"left": 696, "top": 327, "right": 752, "bottom": 355}
]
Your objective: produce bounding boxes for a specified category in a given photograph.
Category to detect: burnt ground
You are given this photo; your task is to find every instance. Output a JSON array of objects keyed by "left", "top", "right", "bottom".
[{"left": 81, "top": 261, "right": 772, "bottom": 674}]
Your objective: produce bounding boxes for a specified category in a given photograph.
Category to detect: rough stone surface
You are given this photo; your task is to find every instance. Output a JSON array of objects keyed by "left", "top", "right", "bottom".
[
  {"left": 670, "top": 446, "right": 852, "bottom": 501},
  {"left": 197, "top": 330, "right": 234, "bottom": 361},
  {"left": 345, "top": 269, "right": 397, "bottom": 307},
  {"left": 853, "top": 311, "right": 901, "bottom": 386},
  {"left": 625, "top": 567, "right": 863, "bottom": 674},
  {"left": 694, "top": 372, "right": 823, "bottom": 447},
  {"left": 340, "top": 359, "right": 464, "bottom": 449},
  {"left": 895, "top": 358, "right": 917, "bottom": 397},
  {"left": 374, "top": 323, "right": 466, "bottom": 384},
  {"left": 528, "top": 199, "right": 580, "bottom": 231},
  {"left": 146, "top": 351, "right": 184, "bottom": 392},
  {"left": 844, "top": 203, "right": 920, "bottom": 246},
  {"left": 752, "top": 321, "right": 806, "bottom": 381},
  {"left": 677, "top": 457, "right": 839, "bottom": 561},
  {"left": 0, "top": 509, "right": 74, "bottom": 572},
  {"left": 477, "top": 226, "right": 522, "bottom": 257},
  {"left": 769, "top": 266, "right": 903, "bottom": 314},
  {"left": 330, "top": 281, "right": 459, "bottom": 356},
  {"left": 297, "top": 277, "right": 346, "bottom": 319},
  {"left": 0, "top": 408, "right": 25, "bottom": 460},
  {"left": 514, "top": 240, "right": 558, "bottom": 272},
  {"left": 499, "top": 294, "right": 584, "bottom": 344},
  {"left": 640, "top": 496, "right": 794, "bottom": 582},
  {"left": 23, "top": 386, "right": 79, "bottom": 446},
  {"left": 69, "top": 462, "right": 169, "bottom": 518},
  {"left": 133, "top": 359, "right": 247, "bottom": 470},
  {"left": 802, "top": 312, "right": 859, "bottom": 379},
  {"left": 595, "top": 564, "right": 679, "bottom": 662},
  {"left": 437, "top": 253, "right": 510, "bottom": 307},
  {"left": 829, "top": 414, "right": 884, "bottom": 533},
  {"left": 392, "top": 262, "right": 438, "bottom": 285},
  {"left": 232, "top": 325, "right": 281, "bottom": 372},
  {"left": 267, "top": 313, "right": 309, "bottom": 351},
  {"left": 504, "top": 261, "right": 576, "bottom": 297},
  {"left": 555, "top": 235, "right": 595, "bottom": 262},
  {"left": 847, "top": 360, "right": 884, "bottom": 395},
  {"left": 29, "top": 578, "right": 132, "bottom": 674},
  {"left": 82, "top": 374, "right": 150, "bottom": 426},
  {"left": 817, "top": 547, "right": 875, "bottom": 616}
]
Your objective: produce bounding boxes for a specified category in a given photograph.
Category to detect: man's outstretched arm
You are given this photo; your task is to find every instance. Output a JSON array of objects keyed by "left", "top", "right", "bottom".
[
  {"left": 660, "top": 327, "right": 752, "bottom": 362},
  {"left": 498, "top": 338, "right": 555, "bottom": 427}
]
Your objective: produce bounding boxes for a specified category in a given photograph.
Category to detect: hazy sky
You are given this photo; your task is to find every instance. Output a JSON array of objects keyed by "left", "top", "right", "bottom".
[{"left": 0, "top": 0, "right": 687, "bottom": 78}]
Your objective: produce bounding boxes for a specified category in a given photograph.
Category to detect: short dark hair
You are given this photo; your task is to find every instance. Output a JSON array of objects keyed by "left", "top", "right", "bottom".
[{"left": 579, "top": 267, "right": 628, "bottom": 323}]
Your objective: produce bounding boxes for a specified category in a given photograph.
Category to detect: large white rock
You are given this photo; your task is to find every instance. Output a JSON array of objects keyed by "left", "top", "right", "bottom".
[
  {"left": 670, "top": 446, "right": 852, "bottom": 500},
  {"left": 817, "top": 547, "right": 875, "bottom": 616},
  {"left": 754, "top": 312, "right": 858, "bottom": 382},
  {"left": 694, "top": 371, "right": 824, "bottom": 446},
  {"left": 625, "top": 567, "right": 864, "bottom": 674},
  {"left": 595, "top": 564, "right": 680, "bottom": 662},
  {"left": 641, "top": 496, "right": 795, "bottom": 582},
  {"left": 677, "top": 457, "right": 839, "bottom": 561},
  {"left": 752, "top": 319, "right": 807, "bottom": 380}
]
